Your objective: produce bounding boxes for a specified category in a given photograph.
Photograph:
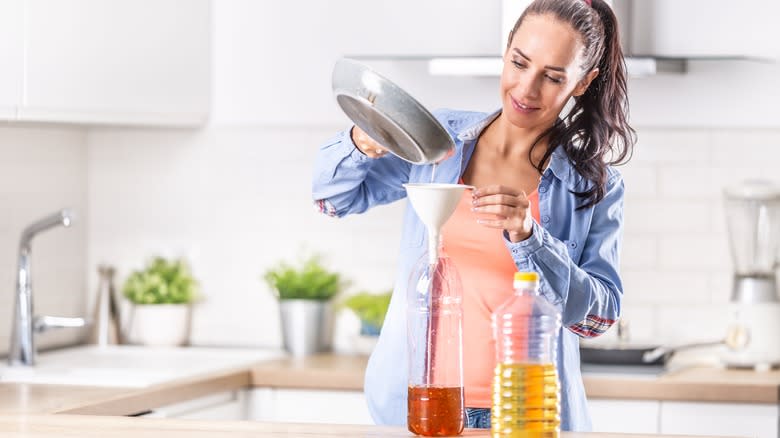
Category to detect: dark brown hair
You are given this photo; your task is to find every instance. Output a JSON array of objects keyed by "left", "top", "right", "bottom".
[{"left": 508, "top": 0, "right": 636, "bottom": 209}]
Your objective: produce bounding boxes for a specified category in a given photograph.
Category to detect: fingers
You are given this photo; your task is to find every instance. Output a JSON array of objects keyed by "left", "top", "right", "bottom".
[
  {"left": 472, "top": 193, "right": 528, "bottom": 209},
  {"left": 471, "top": 185, "right": 534, "bottom": 241},
  {"left": 351, "top": 126, "right": 390, "bottom": 159},
  {"left": 472, "top": 184, "right": 520, "bottom": 198}
]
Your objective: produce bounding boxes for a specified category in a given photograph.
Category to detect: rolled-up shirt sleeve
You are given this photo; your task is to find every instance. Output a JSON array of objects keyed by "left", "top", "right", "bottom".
[
  {"left": 312, "top": 128, "right": 411, "bottom": 217},
  {"left": 504, "top": 174, "right": 624, "bottom": 338}
]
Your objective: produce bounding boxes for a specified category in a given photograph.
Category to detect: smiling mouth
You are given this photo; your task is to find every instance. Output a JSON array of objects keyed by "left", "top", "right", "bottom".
[{"left": 511, "top": 97, "right": 539, "bottom": 113}]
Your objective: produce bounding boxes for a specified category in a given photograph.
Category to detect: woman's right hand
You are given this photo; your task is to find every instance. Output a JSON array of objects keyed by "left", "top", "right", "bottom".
[{"left": 351, "top": 126, "right": 390, "bottom": 159}]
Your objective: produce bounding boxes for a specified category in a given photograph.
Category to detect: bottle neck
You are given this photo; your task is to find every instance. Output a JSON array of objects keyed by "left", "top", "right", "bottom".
[{"left": 514, "top": 281, "right": 540, "bottom": 295}]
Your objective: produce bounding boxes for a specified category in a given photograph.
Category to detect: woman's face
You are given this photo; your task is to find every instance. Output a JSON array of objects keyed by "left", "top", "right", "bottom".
[{"left": 501, "top": 13, "right": 597, "bottom": 131}]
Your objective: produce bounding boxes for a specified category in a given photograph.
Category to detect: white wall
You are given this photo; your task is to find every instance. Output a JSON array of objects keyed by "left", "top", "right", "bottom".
[
  {"left": 43, "top": 1, "right": 780, "bottom": 352},
  {"left": 85, "top": 125, "right": 404, "bottom": 348},
  {"left": 0, "top": 126, "right": 88, "bottom": 356}
]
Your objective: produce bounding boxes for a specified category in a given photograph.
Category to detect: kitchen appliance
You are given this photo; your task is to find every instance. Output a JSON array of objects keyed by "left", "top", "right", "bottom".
[
  {"left": 722, "top": 180, "right": 780, "bottom": 370},
  {"left": 331, "top": 58, "right": 455, "bottom": 164}
]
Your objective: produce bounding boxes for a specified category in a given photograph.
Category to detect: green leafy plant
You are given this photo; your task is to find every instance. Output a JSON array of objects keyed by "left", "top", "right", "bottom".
[
  {"left": 123, "top": 257, "right": 198, "bottom": 305},
  {"left": 342, "top": 291, "right": 392, "bottom": 330},
  {"left": 263, "top": 255, "right": 343, "bottom": 301}
]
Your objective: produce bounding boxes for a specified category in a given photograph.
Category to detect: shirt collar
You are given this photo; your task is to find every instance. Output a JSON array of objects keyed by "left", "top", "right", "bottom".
[{"left": 446, "top": 109, "right": 575, "bottom": 187}]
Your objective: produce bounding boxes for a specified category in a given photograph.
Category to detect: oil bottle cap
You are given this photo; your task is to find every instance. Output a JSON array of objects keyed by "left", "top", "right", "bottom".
[{"left": 514, "top": 272, "right": 539, "bottom": 282}]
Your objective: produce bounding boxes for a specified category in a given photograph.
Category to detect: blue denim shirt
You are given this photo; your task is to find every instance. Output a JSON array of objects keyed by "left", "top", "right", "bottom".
[{"left": 312, "top": 109, "right": 625, "bottom": 432}]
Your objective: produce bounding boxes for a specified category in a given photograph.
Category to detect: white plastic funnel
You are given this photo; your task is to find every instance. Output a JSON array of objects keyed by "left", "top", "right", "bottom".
[{"left": 404, "top": 183, "right": 473, "bottom": 264}]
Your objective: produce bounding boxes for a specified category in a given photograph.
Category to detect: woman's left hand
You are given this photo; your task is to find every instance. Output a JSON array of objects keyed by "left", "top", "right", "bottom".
[{"left": 472, "top": 185, "right": 534, "bottom": 243}]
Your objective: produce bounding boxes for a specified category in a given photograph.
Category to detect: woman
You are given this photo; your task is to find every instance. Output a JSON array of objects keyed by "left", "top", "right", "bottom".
[{"left": 312, "top": 0, "right": 635, "bottom": 431}]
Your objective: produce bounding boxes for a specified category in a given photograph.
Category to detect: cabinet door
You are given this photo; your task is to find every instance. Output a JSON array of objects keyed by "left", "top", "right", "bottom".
[
  {"left": 0, "top": 0, "right": 23, "bottom": 118},
  {"left": 660, "top": 401, "right": 778, "bottom": 438},
  {"left": 144, "top": 390, "right": 248, "bottom": 421},
  {"left": 630, "top": 0, "right": 778, "bottom": 59},
  {"left": 247, "top": 388, "right": 373, "bottom": 425},
  {"left": 588, "top": 399, "right": 660, "bottom": 434},
  {"left": 22, "top": 0, "right": 210, "bottom": 126}
]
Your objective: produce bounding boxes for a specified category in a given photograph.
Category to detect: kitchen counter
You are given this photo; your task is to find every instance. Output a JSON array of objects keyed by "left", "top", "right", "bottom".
[
  {"left": 0, "top": 414, "right": 744, "bottom": 437},
  {"left": 2, "top": 353, "right": 780, "bottom": 417},
  {"left": 251, "top": 354, "right": 780, "bottom": 404},
  {"left": 0, "top": 350, "right": 771, "bottom": 438}
]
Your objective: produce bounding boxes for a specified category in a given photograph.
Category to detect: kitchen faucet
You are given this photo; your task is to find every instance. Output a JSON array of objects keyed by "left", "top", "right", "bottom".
[{"left": 8, "top": 209, "right": 87, "bottom": 367}]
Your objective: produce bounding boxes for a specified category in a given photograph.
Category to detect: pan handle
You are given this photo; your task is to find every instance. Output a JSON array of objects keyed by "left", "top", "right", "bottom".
[{"left": 642, "top": 340, "right": 726, "bottom": 363}]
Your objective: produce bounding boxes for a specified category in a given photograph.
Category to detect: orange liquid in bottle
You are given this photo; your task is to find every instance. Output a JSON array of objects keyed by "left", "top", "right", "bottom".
[{"left": 408, "top": 385, "right": 465, "bottom": 437}]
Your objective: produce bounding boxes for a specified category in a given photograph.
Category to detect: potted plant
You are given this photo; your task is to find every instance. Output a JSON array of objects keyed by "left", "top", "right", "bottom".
[
  {"left": 342, "top": 291, "right": 392, "bottom": 354},
  {"left": 263, "top": 254, "right": 343, "bottom": 356},
  {"left": 122, "top": 257, "right": 198, "bottom": 346},
  {"left": 342, "top": 291, "right": 392, "bottom": 336}
]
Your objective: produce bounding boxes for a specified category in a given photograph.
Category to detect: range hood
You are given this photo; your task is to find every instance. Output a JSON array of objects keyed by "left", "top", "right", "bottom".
[
  {"left": 426, "top": 56, "right": 685, "bottom": 78},
  {"left": 424, "top": 0, "right": 774, "bottom": 78}
]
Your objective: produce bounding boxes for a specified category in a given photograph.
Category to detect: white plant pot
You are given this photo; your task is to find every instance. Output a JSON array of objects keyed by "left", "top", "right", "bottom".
[{"left": 125, "top": 304, "right": 191, "bottom": 346}]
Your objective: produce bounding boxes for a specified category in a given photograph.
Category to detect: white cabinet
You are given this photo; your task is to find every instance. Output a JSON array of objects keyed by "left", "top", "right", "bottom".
[
  {"left": 148, "top": 388, "right": 374, "bottom": 425},
  {"left": 589, "top": 399, "right": 660, "bottom": 434},
  {"left": 247, "top": 388, "right": 373, "bottom": 425},
  {"left": 3, "top": 0, "right": 210, "bottom": 126},
  {"left": 0, "top": 0, "right": 24, "bottom": 117},
  {"left": 629, "top": 0, "right": 778, "bottom": 59},
  {"left": 589, "top": 398, "right": 779, "bottom": 438},
  {"left": 143, "top": 390, "right": 248, "bottom": 421},
  {"left": 660, "top": 401, "right": 778, "bottom": 438}
]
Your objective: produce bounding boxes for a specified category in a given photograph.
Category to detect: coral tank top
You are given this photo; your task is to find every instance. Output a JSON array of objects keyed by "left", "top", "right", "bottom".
[{"left": 440, "top": 187, "right": 540, "bottom": 408}]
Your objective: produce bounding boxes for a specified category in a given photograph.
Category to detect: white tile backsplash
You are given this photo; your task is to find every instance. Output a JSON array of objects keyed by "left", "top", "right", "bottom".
[
  {"left": 0, "top": 121, "right": 776, "bottom": 353},
  {"left": 0, "top": 126, "right": 88, "bottom": 356},
  {"left": 630, "top": 129, "right": 713, "bottom": 164},
  {"left": 85, "top": 125, "right": 403, "bottom": 350},
  {"left": 658, "top": 234, "right": 732, "bottom": 271},
  {"left": 624, "top": 199, "right": 713, "bottom": 234},
  {"left": 621, "top": 270, "right": 712, "bottom": 306},
  {"left": 79, "top": 124, "right": 780, "bottom": 349}
]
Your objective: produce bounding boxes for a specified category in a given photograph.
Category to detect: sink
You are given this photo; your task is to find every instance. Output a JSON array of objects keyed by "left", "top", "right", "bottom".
[{"left": 0, "top": 345, "right": 285, "bottom": 387}]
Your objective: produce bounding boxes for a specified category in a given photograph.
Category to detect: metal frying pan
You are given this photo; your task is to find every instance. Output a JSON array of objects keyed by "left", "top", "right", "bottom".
[
  {"left": 331, "top": 58, "right": 455, "bottom": 164},
  {"left": 581, "top": 336, "right": 747, "bottom": 366}
]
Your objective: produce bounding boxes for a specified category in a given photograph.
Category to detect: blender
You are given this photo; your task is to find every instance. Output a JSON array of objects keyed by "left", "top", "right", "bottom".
[{"left": 722, "top": 180, "right": 780, "bottom": 370}]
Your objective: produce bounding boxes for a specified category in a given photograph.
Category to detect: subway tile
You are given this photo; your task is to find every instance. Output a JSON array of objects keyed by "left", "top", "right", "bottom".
[
  {"left": 658, "top": 234, "right": 731, "bottom": 270},
  {"left": 655, "top": 304, "right": 732, "bottom": 344},
  {"left": 0, "top": 126, "right": 86, "bottom": 163},
  {"left": 616, "top": 304, "right": 657, "bottom": 343},
  {"left": 621, "top": 269, "right": 711, "bottom": 305},
  {"left": 658, "top": 166, "right": 758, "bottom": 199},
  {"left": 621, "top": 235, "right": 658, "bottom": 269},
  {"left": 619, "top": 164, "right": 657, "bottom": 197},
  {"left": 623, "top": 199, "right": 713, "bottom": 233},
  {"left": 630, "top": 129, "right": 712, "bottom": 164},
  {"left": 710, "top": 129, "right": 780, "bottom": 164},
  {"left": 709, "top": 271, "right": 736, "bottom": 304}
]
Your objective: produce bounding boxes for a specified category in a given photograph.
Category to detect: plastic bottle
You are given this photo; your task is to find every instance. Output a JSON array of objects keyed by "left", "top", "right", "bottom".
[
  {"left": 407, "top": 241, "right": 465, "bottom": 437},
  {"left": 491, "top": 272, "right": 562, "bottom": 437}
]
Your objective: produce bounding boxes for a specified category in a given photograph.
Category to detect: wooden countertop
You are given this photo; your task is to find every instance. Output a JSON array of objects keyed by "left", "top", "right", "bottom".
[
  {"left": 250, "top": 354, "right": 780, "bottom": 404},
  {"left": 1, "top": 352, "right": 779, "bottom": 419},
  {"left": 0, "top": 414, "right": 742, "bottom": 438}
]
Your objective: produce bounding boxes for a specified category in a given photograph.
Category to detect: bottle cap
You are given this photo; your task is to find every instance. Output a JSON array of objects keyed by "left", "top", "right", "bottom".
[{"left": 514, "top": 272, "right": 539, "bottom": 282}]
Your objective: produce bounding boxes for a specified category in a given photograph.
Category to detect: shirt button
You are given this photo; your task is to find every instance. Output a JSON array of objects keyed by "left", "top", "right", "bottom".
[
  {"left": 542, "top": 215, "right": 550, "bottom": 223},
  {"left": 569, "top": 242, "right": 577, "bottom": 249},
  {"left": 538, "top": 186, "right": 547, "bottom": 193}
]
